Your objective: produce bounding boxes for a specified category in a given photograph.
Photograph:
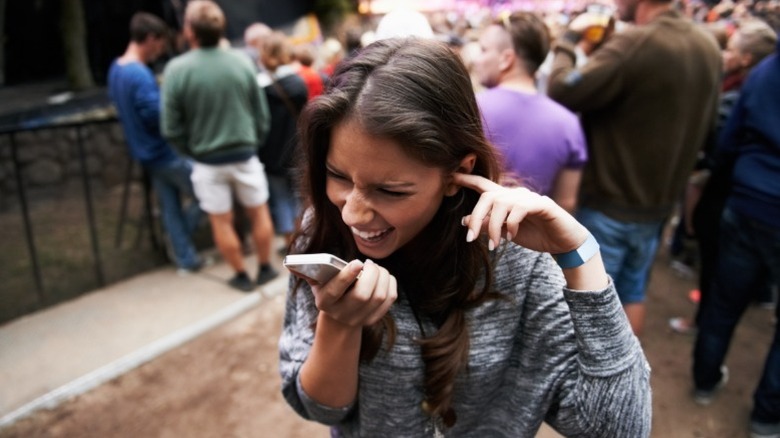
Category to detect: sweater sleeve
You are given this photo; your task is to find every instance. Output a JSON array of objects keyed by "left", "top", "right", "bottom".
[
  {"left": 133, "top": 69, "right": 162, "bottom": 133},
  {"left": 278, "top": 275, "right": 356, "bottom": 424},
  {"left": 547, "top": 33, "right": 633, "bottom": 113},
  {"left": 533, "top": 253, "right": 651, "bottom": 437}
]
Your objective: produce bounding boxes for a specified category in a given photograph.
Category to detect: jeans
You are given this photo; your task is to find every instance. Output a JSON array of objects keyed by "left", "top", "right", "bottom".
[
  {"left": 693, "top": 207, "right": 780, "bottom": 423},
  {"left": 576, "top": 207, "right": 663, "bottom": 304},
  {"left": 148, "top": 158, "right": 202, "bottom": 269},
  {"left": 266, "top": 173, "right": 300, "bottom": 235}
]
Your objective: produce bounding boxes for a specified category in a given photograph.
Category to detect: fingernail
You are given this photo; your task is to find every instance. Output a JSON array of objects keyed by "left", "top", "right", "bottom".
[
  {"left": 466, "top": 229, "right": 475, "bottom": 242},
  {"left": 364, "top": 259, "right": 374, "bottom": 266},
  {"left": 506, "top": 231, "right": 512, "bottom": 242},
  {"left": 460, "top": 216, "right": 467, "bottom": 226},
  {"left": 488, "top": 239, "right": 495, "bottom": 251}
]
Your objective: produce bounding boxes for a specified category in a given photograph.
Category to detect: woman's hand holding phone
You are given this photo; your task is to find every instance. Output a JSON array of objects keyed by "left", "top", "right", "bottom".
[{"left": 292, "top": 256, "right": 398, "bottom": 327}]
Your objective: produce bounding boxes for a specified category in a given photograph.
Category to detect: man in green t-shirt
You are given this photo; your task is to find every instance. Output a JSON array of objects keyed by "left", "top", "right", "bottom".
[{"left": 162, "top": 0, "right": 277, "bottom": 292}]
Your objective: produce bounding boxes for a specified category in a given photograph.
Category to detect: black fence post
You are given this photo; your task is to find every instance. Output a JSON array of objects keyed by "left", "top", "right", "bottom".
[
  {"left": 8, "top": 132, "right": 46, "bottom": 303},
  {"left": 74, "top": 125, "right": 105, "bottom": 287},
  {"left": 115, "top": 158, "right": 133, "bottom": 248}
]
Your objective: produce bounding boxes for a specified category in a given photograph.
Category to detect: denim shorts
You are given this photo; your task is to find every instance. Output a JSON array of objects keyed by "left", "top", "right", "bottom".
[{"left": 577, "top": 207, "right": 664, "bottom": 304}]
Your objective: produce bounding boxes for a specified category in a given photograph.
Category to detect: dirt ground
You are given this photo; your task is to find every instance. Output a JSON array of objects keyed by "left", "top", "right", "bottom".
[{"left": 1, "top": 251, "right": 776, "bottom": 438}]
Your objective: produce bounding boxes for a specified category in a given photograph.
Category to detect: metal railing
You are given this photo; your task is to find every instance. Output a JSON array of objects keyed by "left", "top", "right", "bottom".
[{"left": 0, "top": 92, "right": 168, "bottom": 323}]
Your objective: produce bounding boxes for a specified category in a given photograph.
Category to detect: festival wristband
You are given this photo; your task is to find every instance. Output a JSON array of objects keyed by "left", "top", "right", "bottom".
[{"left": 552, "top": 233, "right": 600, "bottom": 269}]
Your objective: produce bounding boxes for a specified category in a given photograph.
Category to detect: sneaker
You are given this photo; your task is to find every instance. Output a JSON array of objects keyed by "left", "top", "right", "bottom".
[
  {"left": 256, "top": 264, "right": 279, "bottom": 286},
  {"left": 669, "top": 317, "right": 697, "bottom": 335},
  {"left": 176, "top": 267, "right": 198, "bottom": 277},
  {"left": 228, "top": 272, "right": 255, "bottom": 292},
  {"left": 751, "top": 420, "right": 780, "bottom": 438},
  {"left": 175, "top": 255, "right": 215, "bottom": 277},
  {"left": 756, "top": 284, "right": 779, "bottom": 311},
  {"left": 693, "top": 365, "right": 729, "bottom": 406},
  {"left": 176, "top": 260, "right": 203, "bottom": 277}
]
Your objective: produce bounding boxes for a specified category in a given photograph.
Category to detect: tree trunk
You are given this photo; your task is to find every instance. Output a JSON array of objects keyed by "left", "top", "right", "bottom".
[
  {"left": 0, "top": 0, "right": 6, "bottom": 86},
  {"left": 60, "top": 0, "right": 94, "bottom": 90}
]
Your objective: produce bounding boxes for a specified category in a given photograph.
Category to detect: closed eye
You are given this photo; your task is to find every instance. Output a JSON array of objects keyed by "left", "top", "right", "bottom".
[
  {"left": 326, "top": 166, "right": 411, "bottom": 198},
  {"left": 379, "top": 188, "right": 409, "bottom": 197},
  {"left": 326, "top": 168, "right": 348, "bottom": 181}
]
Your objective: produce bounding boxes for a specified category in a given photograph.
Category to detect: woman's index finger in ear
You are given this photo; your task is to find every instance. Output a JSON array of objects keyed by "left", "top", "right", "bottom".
[{"left": 451, "top": 172, "right": 499, "bottom": 193}]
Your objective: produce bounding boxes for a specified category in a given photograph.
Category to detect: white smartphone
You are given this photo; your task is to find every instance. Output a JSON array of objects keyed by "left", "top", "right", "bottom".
[{"left": 283, "top": 253, "right": 349, "bottom": 285}]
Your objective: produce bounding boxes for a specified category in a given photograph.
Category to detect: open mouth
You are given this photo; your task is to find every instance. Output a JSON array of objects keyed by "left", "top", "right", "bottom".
[{"left": 350, "top": 226, "right": 393, "bottom": 243}]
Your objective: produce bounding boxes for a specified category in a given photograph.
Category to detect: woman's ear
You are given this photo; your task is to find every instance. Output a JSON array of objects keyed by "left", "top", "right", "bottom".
[{"left": 445, "top": 153, "right": 477, "bottom": 196}]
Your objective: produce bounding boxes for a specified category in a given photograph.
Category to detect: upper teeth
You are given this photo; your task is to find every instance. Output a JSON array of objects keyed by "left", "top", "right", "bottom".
[{"left": 351, "top": 227, "right": 388, "bottom": 239}]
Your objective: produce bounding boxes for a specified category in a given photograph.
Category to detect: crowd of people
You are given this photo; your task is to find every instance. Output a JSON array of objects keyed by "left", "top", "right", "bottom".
[{"left": 107, "top": 0, "right": 779, "bottom": 436}]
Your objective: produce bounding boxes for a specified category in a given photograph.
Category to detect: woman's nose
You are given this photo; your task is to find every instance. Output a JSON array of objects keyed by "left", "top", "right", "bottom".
[{"left": 341, "top": 190, "right": 373, "bottom": 225}]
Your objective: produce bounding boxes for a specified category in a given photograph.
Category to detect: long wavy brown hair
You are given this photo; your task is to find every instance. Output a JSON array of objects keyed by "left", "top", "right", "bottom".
[{"left": 292, "top": 37, "right": 503, "bottom": 427}]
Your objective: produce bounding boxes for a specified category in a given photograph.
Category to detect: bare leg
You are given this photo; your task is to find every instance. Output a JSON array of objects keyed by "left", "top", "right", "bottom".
[
  {"left": 624, "top": 303, "right": 646, "bottom": 336},
  {"left": 244, "top": 204, "right": 275, "bottom": 265},
  {"left": 208, "top": 211, "right": 245, "bottom": 273}
]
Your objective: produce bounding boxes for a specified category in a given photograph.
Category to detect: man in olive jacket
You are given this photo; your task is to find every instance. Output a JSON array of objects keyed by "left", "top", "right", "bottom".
[{"left": 548, "top": 0, "right": 721, "bottom": 335}]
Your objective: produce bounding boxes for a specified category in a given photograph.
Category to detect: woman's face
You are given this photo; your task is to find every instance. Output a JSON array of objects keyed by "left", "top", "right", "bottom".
[{"left": 326, "top": 119, "right": 450, "bottom": 260}]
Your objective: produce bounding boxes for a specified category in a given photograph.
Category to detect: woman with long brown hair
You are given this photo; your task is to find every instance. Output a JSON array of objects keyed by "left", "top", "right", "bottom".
[{"left": 279, "top": 37, "right": 650, "bottom": 437}]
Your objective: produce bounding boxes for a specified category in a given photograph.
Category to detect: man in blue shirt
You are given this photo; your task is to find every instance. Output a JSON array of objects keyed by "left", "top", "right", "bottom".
[{"left": 108, "top": 12, "right": 204, "bottom": 273}]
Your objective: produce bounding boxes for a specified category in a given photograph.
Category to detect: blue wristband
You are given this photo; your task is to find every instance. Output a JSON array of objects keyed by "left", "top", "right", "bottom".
[{"left": 552, "top": 233, "right": 600, "bottom": 269}]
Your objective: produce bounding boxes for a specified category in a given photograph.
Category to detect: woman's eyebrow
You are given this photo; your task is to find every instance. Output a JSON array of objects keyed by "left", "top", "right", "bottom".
[
  {"left": 325, "top": 163, "right": 416, "bottom": 189},
  {"left": 380, "top": 181, "right": 415, "bottom": 189}
]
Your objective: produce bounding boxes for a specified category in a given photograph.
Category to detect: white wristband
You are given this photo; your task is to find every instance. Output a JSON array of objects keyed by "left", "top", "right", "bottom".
[{"left": 552, "top": 233, "right": 600, "bottom": 269}]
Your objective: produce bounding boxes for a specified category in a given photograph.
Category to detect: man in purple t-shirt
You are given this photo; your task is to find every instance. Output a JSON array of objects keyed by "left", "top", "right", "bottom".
[{"left": 474, "top": 12, "right": 587, "bottom": 213}]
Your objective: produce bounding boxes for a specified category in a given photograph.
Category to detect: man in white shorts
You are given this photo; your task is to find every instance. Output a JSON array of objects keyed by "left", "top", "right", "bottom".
[{"left": 162, "top": 0, "right": 277, "bottom": 292}]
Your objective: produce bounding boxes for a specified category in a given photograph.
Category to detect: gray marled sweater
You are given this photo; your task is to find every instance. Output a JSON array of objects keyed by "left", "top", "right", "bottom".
[{"left": 279, "top": 243, "right": 651, "bottom": 437}]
